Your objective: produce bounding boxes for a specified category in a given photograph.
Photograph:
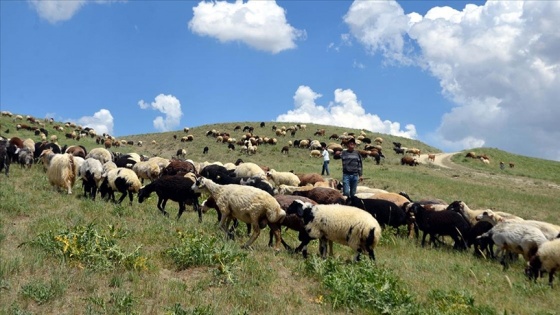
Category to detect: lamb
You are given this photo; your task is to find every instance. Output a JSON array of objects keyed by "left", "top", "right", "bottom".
[
  {"left": 192, "top": 177, "right": 286, "bottom": 250},
  {"left": 86, "top": 148, "right": 113, "bottom": 164},
  {"left": 138, "top": 174, "right": 201, "bottom": 221},
  {"left": 349, "top": 196, "right": 407, "bottom": 231},
  {"left": 46, "top": 153, "right": 78, "bottom": 194},
  {"left": 266, "top": 169, "right": 301, "bottom": 187},
  {"left": 480, "top": 221, "right": 549, "bottom": 269},
  {"left": 272, "top": 195, "right": 317, "bottom": 251},
  {"left": 286, "top": 200, "right": 382, "bottom": 261},
  {"left": 132, "top": 160, "right": 161, "bottom": 183},
  {"left": 176, "top": 149, "right": 187, "bottom": 158},
  {"left": 526, "top": 238, "right": 560, "bottom": 288},
  {"left": 98, "top": 168, "right": 142, "bottom": 205},
  {"left": 406, "top": 203, "right": 470, "bottom": 250},
  {"left": 79, "top": 158, "right": 104, "bottom": 200},
  {"left": 292, "top": 187, "right": 345, "bottom": 205}
]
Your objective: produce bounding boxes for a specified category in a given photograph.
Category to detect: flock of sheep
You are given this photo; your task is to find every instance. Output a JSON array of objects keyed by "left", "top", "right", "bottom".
[{"left": 1, "top": 112, "right": 559, "bottom": 289}]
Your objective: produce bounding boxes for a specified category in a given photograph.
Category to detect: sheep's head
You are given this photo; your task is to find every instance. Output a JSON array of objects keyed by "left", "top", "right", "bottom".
[
  {"left": 286, "top": 200, "right": 312, "bottom": 217},
  {"left": 475, "top": 211, "right": 496, "bottom": 224}
]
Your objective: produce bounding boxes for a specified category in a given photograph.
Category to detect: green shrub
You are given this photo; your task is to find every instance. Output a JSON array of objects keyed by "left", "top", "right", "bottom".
[
  {"left": 25, "top": 223, "right": 148, "bottom": 271},
  {"left": 20, "top": 278, "right": 65, "bottom": 305}
]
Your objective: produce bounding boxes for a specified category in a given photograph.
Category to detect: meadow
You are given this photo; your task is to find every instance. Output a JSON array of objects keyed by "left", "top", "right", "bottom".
[{"left": 1, "top": 114, "right": 559, "bottom": 315}]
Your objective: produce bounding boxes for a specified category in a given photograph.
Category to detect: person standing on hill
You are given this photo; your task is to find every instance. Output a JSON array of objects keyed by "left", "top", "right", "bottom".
[
  {"left": 321, "top": 144, "right": 330, "bottom": 176},
  {"left": 333, "top": 137, "right": 363, "bottom": 200}
]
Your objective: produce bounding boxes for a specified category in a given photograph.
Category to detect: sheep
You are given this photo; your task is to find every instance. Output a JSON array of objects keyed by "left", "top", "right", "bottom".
[
  {"left": 281, "top": 145, "right": 289, "bottom": 154},
  {"left": 234, "top": 162, "right": 265, "bottom": 179},
  {"left": 292, "top": 187, "right": 345, "bottom": 205},
  {"left": 18, "top": 148, "right": 34, "bottom": 168},
  {"left": 479, "top": 221, "right": 549, "bottom": 269},
  {"left": 86, "top": 148, "right": 113, "bottom": 164},
  {"left": 286, "top": 200, "right": 382, "bottom": 261},
  {"left": 102, "top": 161, "right": 117, "bottom": 175},
  {"left": 296, "top": 173, "right": 325, "bottom": 186},
  {"left": 203, "top": 146, "right": 209, "bottom": 154},
  {"left": 406, "top": 203, "right": 470, "bottom": 250},
  {"left": 176, "top": 149, "right": 187, "bottom": 158},
  {"left": 115, "top": 153, "right": 141, "bottom": 169},
  {"left": 161, "top": 159, "right": 197, "bottom": 176},
  {"left": 272, "top": 195, "right": 318, "bottom": 251},
  {"left": 0, "top": 140, "right": 10, "bottom": 176},
  {"left": 266, "top": 169, "right": 301, "bottom": 187},
  {"left": 147, "top": 156, "right": 170, "bottom": 172},
  {"left": 309, "top": 149, "right": 321, "bottom": 158},
  {"left": 79, "top": 158, "right": 104, "bottom": 200},
  {"left": 192, "top": 177, "right": 286, "bottom": 250},
  {"left": 526, "top": 238, "right": 560, "bottom": 288},
  {"left": 98, "top": 168, "right": 142, "bottom": 205},
  {"left": 465, "top": 220, "right": 495, "bottom": 258},
  {"left": 138, "top": 174, "right": 201, "bottom": 221},
  {"left": 46, "top": 153, "right": 78, "bottom": 194},
  {"left": 349, "top": 196, "right": 407, "bottom": 231},
  {"left": 428, "top": 154, "right": 436, "bottom": 162},
  {"left": 447, "top": 201, "right": 522, "bottom": 226},
  {"left": 401, "top": 156, "right": 418, "bottom": 166},
  {"left": 275, "top": 184, "right": 313, "bottom": 195},
  {"left": 476, "top": 210, "right": 559, "bottom": 241},
  {"left": 406, "top": 148, "right": 421, "bottom": 156},
  {"left": 65, "top": 145, "right": 87, "bottom": 159},
  {"left": 132, "top": 160, "right": 161, "bottom": 183}
]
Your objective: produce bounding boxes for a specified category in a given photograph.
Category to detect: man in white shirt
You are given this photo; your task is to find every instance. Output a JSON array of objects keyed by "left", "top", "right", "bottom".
[{"left": 321, "top": 144, "right": 330, "bottom": 176}]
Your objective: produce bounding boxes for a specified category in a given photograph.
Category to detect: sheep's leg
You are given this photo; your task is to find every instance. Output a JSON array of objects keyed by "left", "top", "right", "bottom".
[
  {"left": 328, "top": 240, "right": 334, "bottom": 257},
  {"left": 366, "top": 247, "right": 376, "bottom": 261},
  {"left": 91, "top": 186, "right": 97, "bottom": 201},
  {"left": 354, "top": 248, "right": 362, "bottom": 262},
  {"left": 128, "top": 191, "right": 134, "bottom": 205},
  {"left": 176, "top": 202, "right": 185, "bottom": 221},
  {"left": 421, "top": 231, "right": 428, "bottom": 247},
  {"left": 193, "top": 199, "right": 202, "bottom": 223},
  {"left": 319, "top": 238, "right": 328, "bottom": 259},
  {"left": 157, "top": 198, "right": 169, "bottom": 217},
  {"left": 549, "top": 271, "right": 555, "bottom": 288},
  {"left": 268, "top": 223, "right": 284, "bottom": 251},
  {"left": 117, "top": 191, "right": 127, "bottom": 204},
  {"left": 242, "top": 224, "right": 261, "bottom": 249}
]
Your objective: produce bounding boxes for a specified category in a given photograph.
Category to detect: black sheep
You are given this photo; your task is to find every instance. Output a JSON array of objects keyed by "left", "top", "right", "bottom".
[
  {"left": 137, "top": 175, "right": 201, "bottom": 222},
  {"left": 406, "top": 203, "right": 470, "bottom": 250},
  {"left": 0, "top": 140, "right": 10, "bottom": 176},
  {"left": 465, "top": 221, "right": 495, "bottom": 258},
  {"left": 273, "top": 195, "right": 317, "bottom": 252},
  {"left": 349, "top": 196, "right": 407, "bottom": 230},
  {"left": 202, "top": 146, "right": 209, "bottom": 154}
]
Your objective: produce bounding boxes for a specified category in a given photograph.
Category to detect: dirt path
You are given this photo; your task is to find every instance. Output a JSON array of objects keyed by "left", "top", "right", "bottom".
[{"left": 416, "top": 152, "right": 459, "bottom": 169}]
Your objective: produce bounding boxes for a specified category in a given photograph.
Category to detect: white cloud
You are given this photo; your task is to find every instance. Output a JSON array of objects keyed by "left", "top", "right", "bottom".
[
  {"left": 29, "top": 0, "right": 122, "bottom": 24},
  {"left": 276, "top": 85, "right": 417, "bottom": 138},
  {"left": 344, "top": 0, "right": 560, "bottom": 161},
  {"left": 188, "top": 0, "right": 306, "bottom": 54},
  {"left": 138, "top": 94, "right": 183, "bottom": 132},
  {"left": 75, "top": 109, "right": 114, "bottom": 135}
]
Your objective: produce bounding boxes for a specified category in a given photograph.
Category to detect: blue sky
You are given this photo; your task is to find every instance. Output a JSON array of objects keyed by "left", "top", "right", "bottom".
[{"left": 1, "top": 1, "right": 559, "bottom": 161}]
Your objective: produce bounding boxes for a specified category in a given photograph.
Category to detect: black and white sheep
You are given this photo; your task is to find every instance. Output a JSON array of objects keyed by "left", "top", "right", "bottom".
[
  {"left": 138, "top": 174, "right": 201, "bottom": 221},
  {"left": 285, "top": 200, "right": 382, "bottom": 261},
  {"left": 98, "top": 168, "right": 142, "bottom": 205},
  {"left": 526, "top": 238, "right": 560, "bottom": 288},
  {"left": 79, "top": 157, "right": 104, "bottom": 200},
  {"left": 192, "top": 177, "right": 286, "bottom": 250}
]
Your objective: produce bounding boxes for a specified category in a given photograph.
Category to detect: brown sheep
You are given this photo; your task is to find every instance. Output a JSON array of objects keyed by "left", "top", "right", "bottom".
[
  {"left": 401, "top": 156, "right": 418, "bottom": 166},
  {"left": 161, "top": 159, "right": 197, "bottom": 176},
  {"left": 428, "top": 154, "right": 436, "bottom": 162},
  {"left": 509, "top": 162, "right": 515, "bottom": 168},
  {"left": 296, "top": 173, "right": 325, "bottom": 186},
  {"left": 292, "top": 187, "right": 345, "bottom": 205},
  {"left": 465, "top": 151, "right": 477, "bottom": 159},
  {"left": 281, "top": 146, "right": 289, "bottom": 154},
  {"left": 104, "top": 139, "right": 112, "bottom": 149}
]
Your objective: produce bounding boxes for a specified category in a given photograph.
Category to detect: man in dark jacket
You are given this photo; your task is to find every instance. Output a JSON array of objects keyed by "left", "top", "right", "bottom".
[{"left": 333, "top": 137, "right": 362, "bottom": 200}]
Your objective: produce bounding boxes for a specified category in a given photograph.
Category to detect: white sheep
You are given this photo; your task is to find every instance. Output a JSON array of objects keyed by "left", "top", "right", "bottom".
[
  {"left": 86, "top": 147, "right": 113, "bottom": 164},
  {"left": 22, "top": 138, "right": 35, "bottom": 153},
  {"left": 266, "top": 169, "right": 301, "bottom": 187},
  {"left": 192, "top": 177, "right": 286, "bottom": 250},
  {"left": 99, "top": 168, "right": 142, "bottom": 205},
  {"left": 310, "top": 149, "right": 321, "bottom": 158},
  {"left": 526, "top": 238, "right": 560, "bottom": 287},
  {"left": 148, "top": 156, "right": 171, "bottom": 172},
  {"left": 132, "top": 160, "right": 161, "bottom": 183},
  {"left": 46, "top": 153, "right": 79, "bottom": 194},
  {"left": 480, "top": 221, "right": 549, "bottom": 269},
  {"left": 79, "top": 158, "right": 104, "bottom": 199},
  {"left": 286, "top": 200, "right": 382, "bottom": 261},
  {"left": 234, "top": 162, "right": 265, "bottom": 179},
  {"left": 102, "top": 161, "right": 117, "bottom": 175},
  {"left": 275, "top": 184, "right": 314, "bottom": 195},
  {"left": 477, "top": 210, "right": 559, "bottom": 241}
]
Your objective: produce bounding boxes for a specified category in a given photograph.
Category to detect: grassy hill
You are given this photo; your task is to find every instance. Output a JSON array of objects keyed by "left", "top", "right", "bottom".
[{"left": 1, "top": 113, "right": 560, "bottom": 314}]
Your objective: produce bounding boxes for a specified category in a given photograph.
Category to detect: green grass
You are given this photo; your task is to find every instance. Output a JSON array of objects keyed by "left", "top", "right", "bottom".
[{"left": 1, "top": 113, "right": 560, "bottom": 314}]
